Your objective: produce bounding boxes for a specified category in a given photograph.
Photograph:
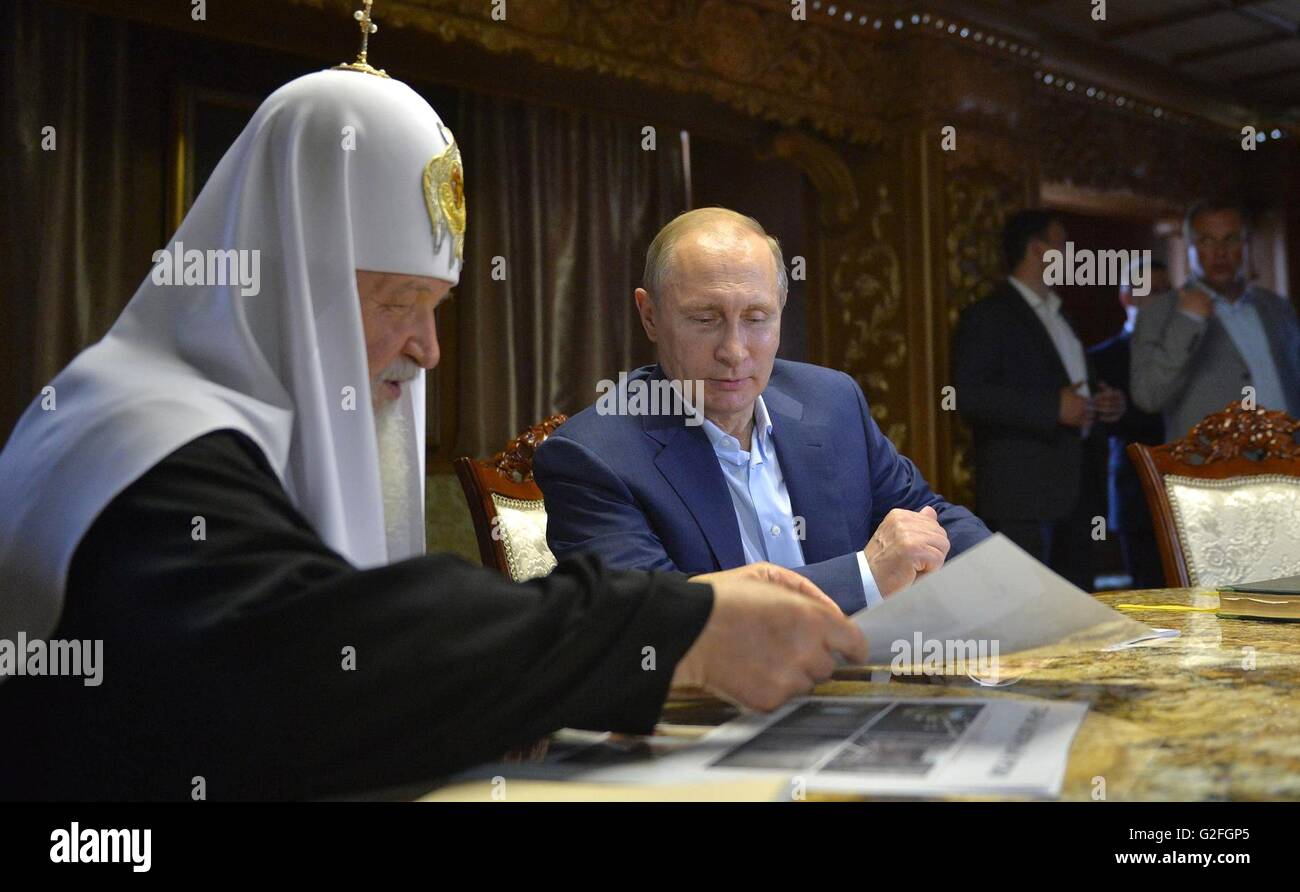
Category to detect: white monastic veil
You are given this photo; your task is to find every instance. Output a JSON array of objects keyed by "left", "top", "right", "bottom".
[{"left": 0, "top": 69, "right": 463, "bottom": 641}]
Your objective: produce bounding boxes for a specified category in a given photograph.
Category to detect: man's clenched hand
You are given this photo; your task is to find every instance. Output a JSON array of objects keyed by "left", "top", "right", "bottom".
[{"left": 863, "top": 506, "right": 950, "bottom": 597}]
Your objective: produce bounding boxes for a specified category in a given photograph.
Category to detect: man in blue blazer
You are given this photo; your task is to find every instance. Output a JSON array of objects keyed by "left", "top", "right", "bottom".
[{"left": 535, "top": 208, "right": 990, "bottom": 614}]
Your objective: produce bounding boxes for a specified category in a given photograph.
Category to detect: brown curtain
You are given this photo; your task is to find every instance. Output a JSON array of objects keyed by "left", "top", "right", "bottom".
[
  {"left": 1, "top": 0, "right": 166, "bottom": 443},
  {"left": 0, "top": 1, "right": 685, "bottom": 457},
  {"left": 449, "top": 94, "right": 686, "bottom": 456}
]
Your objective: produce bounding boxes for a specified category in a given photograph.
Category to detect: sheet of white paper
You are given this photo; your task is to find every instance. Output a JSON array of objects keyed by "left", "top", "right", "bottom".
[
  {"left": 1106, "top": 627, "right": 1180, "bottom": 649},
  {"left": 850, "top": 533, "right": 1158, "bottom": 668}
]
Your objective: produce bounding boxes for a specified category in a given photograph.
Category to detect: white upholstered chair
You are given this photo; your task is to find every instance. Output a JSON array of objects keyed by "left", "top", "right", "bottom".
[{"left": 1128, "top": 403, "right": 1300, "bottom": 588}]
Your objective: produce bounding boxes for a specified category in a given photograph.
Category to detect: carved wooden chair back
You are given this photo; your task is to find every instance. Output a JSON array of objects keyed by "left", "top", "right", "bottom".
[
  {"left": 1128, "top": 403, "right": 1300, "bottom": 587},
  {"left": 453, "top": 414, "right": 568, "bottom": 581}
]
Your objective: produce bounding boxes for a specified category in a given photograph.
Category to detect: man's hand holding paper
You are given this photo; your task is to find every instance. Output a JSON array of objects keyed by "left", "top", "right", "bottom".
[
  {"left": 691, "top": 561, "right": 841, "bottom": 613},
  {"left": 672, "top": 565, "right": 869, "bottom": 711}
]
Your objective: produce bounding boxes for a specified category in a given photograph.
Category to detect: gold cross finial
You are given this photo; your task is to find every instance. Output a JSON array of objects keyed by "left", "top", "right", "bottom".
[{"left": 335, "top": 0, "right": 390, "bottom": 78}]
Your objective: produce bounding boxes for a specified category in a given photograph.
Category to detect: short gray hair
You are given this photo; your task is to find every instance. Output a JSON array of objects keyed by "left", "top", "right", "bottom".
[{"left": 642, "top": 207, "right": 788, "bottom": 304}]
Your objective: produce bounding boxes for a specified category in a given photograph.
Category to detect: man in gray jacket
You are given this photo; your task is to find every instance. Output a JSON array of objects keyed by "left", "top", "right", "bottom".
[{"left": 1132, "top": 200, "right": 1300, "bottom": 439}]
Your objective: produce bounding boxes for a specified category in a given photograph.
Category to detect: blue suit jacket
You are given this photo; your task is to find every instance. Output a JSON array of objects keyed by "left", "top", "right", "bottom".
[{"left": 534, "top": 360, "right": 991, "bottom": 612}]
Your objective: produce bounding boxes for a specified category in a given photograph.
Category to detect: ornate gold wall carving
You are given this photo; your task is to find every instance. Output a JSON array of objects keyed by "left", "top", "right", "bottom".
[
  {"left": 831, "top": 180, "right": 908, "bottom": 447},
  {"left": 1030, "top": 86, "right": 1246, "bottom": 205},
  {"left": 937, "top": 130, "right": 1034, "bottom": 508},
  {"left": 919, "top": 38, "right": 1249, "bottom": 209},
  {"left": 767, "top": 130, "right": 860, "bottom": 227},
  {"left": 765, "top": 129, "right": 909, "bottom": 448},
  {"left": 945, "top": 170, "right": 1018, "bottom": 326},
  {"left": 292, "top": 0, "right": 904, "bottom": 143}
]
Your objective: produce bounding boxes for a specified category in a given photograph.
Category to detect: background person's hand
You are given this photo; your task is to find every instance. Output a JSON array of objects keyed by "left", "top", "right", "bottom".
[
  {"left": 1177, "top": 284, "right": 1214, "bottom": 319},
  {"left": 671, "top": 577, "right": 868, "bottom": 711},
  {"left": 1094, "top": 381, "right": 1127, "bottom": 424},
  {"left": 862, "top": 506, "right": 950, "bottom": 597},
  {"left": 1059, "top": 383, "right": 1094, "bottom": 428},
  {"left": 691, "top": 562, "right": 838, "bottom": 614}
]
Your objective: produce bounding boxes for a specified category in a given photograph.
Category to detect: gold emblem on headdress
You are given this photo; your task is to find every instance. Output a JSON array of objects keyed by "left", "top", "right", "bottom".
[{"left": 423, "top": 136, "right": 466, "bottom": 264}]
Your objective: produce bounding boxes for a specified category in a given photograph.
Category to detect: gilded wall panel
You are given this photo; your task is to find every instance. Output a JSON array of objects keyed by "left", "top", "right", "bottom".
[{"left": 939, "top": 134, "right": 1033, "bottom": 508}]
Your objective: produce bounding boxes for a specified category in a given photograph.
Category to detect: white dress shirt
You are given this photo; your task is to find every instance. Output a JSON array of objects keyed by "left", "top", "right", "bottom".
[
  {"left": 700, "top": 395, "right": 884, "bottom": 610},
  {"left": 1179, "top": 284, "right": 1288, "bottom": 413},
  {"left": 1008, "top": 276, "right": 1090, "bottom": 397}
]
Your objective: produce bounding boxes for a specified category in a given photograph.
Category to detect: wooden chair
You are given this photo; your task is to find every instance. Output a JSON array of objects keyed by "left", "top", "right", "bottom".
[
  {"left": 1128, "top": 403, "right": 1300, "bottom": 588},
  {"left": 453, "top": 414, "right": 568, "bottom": 581}
]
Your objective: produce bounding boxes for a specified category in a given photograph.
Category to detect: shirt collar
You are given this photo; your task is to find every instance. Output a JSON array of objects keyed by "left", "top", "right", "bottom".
[
  {"left": 701, "top": 395, "right": 773, "bottom": 467},
  {"left": 1008, "top": 275, "right": 1061, "bottom": 314},
  {"left": 1123, "top": 305, "right": 1138, "bottom": 334},
  {"left": 1193, "top": 278, "right": 1255, "bottom": 308},
  {"left": 1212, "top": 290, "right": 1255, "bottom": 315}
]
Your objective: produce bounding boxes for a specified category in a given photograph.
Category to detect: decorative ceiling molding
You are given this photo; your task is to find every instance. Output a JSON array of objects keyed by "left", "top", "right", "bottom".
[
  {"left": 289, "top": 0, "right": 913, "bottom": 143},
  {"left": 924, "top": 0, "right": 1297, "bottom": 132},
  {"left": 287, "top": 0, "right": 1289, "bottom": 150}
]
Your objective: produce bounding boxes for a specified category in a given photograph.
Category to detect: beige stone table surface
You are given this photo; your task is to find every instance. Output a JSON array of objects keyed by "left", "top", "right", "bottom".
[{"left": 657, "top": 587, "right": 1300, "bottom": 801}]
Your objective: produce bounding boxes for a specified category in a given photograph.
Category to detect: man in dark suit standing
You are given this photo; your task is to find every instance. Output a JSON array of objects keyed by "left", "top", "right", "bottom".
[
  {"left": 1088, "top": 260, "right": 1170, "bottom": 589},
  {"left": 953, "top": 210, "right": 1125, "bottom": 591}
]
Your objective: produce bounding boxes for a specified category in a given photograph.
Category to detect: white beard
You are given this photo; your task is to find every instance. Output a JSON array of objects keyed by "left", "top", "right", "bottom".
[{"left": 374, "top": 396, "right": 417, "bottom": 561}]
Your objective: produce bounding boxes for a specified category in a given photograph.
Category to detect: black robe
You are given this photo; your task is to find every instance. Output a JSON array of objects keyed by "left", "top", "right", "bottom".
[{"left": 0, "top": 430, "right": 712, "bottom": 800}]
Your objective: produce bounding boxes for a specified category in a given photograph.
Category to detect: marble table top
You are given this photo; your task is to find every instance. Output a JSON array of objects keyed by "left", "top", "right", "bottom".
[{"left": 661, "top": 587, "right": 1300, "bottom": 800}]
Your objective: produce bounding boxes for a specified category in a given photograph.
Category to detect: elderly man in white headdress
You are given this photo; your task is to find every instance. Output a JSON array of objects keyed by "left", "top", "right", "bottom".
[{"left": 0, "top": 12, "right": 864, "bottom": 800}]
